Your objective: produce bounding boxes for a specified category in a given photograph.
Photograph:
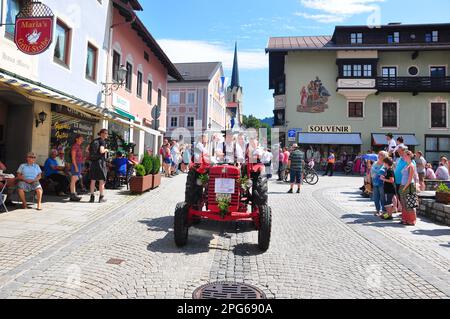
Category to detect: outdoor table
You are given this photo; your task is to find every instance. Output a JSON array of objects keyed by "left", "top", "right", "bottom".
[{"left": 0, "top": 173, "right": 15, "bottom": 213}]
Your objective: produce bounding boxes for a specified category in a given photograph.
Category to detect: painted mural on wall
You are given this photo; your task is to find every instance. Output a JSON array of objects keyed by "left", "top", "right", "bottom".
[{"left": 298, "top": 77, "right": 331, "bottom": 113}]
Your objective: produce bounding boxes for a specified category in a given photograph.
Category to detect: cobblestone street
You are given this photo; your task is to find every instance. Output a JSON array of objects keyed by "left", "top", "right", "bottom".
[{"left": 0, "top": 175, "right": 449, "bottom": 299}]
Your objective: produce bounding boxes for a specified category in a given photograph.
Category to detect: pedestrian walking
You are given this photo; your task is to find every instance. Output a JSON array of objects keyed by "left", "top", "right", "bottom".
[
  {"left": 287, "top": 144, "right": 304, "bottom": 194},
  {"left": 162, "top": 144, "right": 172, "bottom": 177},
  {"left": 323, "top": 150, "right": 336, "bottom": 177},
  {"left": 88, "top": 129, "right": 109, "bottom": 203},
  {"left": 371, "top": 151, "right": 388, "bottom": 216},
  {"left": 70, "top": 135, "right": 84, "bottom": 202},
  {"left": 399, "top": 150, "right": 418, "bottom": 226}
]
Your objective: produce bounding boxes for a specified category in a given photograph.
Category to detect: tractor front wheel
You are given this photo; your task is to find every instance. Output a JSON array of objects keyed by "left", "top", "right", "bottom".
[
  {"left": 252, "top": 174, "right": 268, "bottom": 206},
  {"left": 185, "top": 169, "right": 203, "bottom": 206},
  {"left": 174, "top": 202, "right": 189, "bottom": 247},
  {"left": 258, "top": 205, "right": 272, "bottom": 252}
]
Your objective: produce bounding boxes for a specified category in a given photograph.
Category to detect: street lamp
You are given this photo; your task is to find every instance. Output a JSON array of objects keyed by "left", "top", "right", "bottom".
[
  {"left": 102, "top": 65, "right": 128, "bottom": 96},
  {"left": 35, "top": 111, "right": 48, "bottom": 128}
]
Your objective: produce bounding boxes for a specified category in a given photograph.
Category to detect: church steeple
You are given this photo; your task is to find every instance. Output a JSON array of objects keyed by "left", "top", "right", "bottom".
[
  {"left": 226, "top": 41, "right": 243, "bottom": 130},
  {"left": 230, "top": 42, "right": 240, "bottom": 88}
]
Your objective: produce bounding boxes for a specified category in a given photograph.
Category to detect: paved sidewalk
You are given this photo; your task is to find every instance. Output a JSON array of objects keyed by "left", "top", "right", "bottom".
[
  {"left": 0, "top": 174, "right": 448, "bottom": 299},
  {"left": 0, "top": 188, "right": 136, "bottom": 286}
]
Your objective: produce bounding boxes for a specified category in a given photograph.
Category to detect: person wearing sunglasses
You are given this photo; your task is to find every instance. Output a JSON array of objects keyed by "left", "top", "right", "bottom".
[{"left": 16, "top": 152, "right": 43, "bottom": 210}]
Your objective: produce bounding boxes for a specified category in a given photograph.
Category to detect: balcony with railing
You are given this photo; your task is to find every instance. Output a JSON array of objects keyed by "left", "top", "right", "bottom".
[{"left": 376, "top": 76, "right": 450, "bottom": 93}]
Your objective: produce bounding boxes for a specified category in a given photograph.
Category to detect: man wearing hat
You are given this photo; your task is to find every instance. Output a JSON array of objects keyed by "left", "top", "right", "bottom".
[{"left": 386, "top": 133, "right": 397, "bottom": 156}]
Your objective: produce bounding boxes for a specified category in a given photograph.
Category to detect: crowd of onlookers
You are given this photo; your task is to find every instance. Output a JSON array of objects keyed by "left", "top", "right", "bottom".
[
  {"left": 158, "top": 133, "right": 275, "bottom": 178},
  {"left": 363, "top": 133, "right": 450, "bottom": 226}
]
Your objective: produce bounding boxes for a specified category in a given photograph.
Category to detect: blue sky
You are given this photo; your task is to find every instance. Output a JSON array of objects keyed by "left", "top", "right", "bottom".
[{"left": 137, "top": 0, "right": 450, "bottom": 118}]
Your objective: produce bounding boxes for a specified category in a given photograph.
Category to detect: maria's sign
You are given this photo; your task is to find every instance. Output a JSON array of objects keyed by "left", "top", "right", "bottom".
[
  {"left": 14, "top": 17, "right": 54, "bottom": 55},
  {"left": 308, "top": 125, "right": 352, "bottom": 133}
]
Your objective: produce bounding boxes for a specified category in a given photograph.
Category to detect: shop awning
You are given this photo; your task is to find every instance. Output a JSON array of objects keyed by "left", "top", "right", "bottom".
[
  {"left": 114, "top": 108, "right": 136, "bottom": 121},
  {"left": 111, "top": 116, "right": 161, "bottom": 137},
  {"left": 372, "top": 134, "right": 419, "bottom": 146},
  {"left": 0, "top": 69, "right": 106, "bottom": 118},
  {"left": 298, "top": 133, "right": 362, "bottom": 145}
]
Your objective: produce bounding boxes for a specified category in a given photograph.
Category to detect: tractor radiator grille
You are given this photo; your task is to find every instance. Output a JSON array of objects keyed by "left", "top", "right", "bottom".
[{"left": 208, "top": 170, "right": 240, "bottom": 209}]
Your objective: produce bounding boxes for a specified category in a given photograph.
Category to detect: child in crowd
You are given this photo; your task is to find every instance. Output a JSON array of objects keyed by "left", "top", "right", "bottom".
[{"left": 381, "top": 157, "right": 396, "bottom": 220}]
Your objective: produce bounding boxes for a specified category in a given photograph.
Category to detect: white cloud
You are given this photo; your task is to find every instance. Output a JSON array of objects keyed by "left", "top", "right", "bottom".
[
  {"left": 158, "top": 39, "right": 268, "bottom": 70},
  {"left": 295, "top": 12, "right": 346, "bottom": 23},
  {"left": 298, "top": 0, "right": 384, "bottom": 23}
]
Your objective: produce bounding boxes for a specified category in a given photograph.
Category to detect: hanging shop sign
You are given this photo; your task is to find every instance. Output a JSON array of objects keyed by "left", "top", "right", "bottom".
[
  {"left": 308, "top": 125, "right": 352, "bottom": 133},
  {"left": 14, "top": 2, "right": 54, "bottom": 55}
]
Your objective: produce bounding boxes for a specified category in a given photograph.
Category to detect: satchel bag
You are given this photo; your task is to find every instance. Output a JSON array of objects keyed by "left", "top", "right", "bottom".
[{"left": 405, "top": 186, "right": 419, "bottom": 210}]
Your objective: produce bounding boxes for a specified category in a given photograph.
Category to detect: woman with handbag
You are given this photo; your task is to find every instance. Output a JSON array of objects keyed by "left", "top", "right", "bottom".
[{"left": 399, "top": 151, "right": 418, "bottom": 226}]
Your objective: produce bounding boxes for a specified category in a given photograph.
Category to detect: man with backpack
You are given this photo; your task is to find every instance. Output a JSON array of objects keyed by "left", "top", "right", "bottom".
[{"left": 89, "top": 129, "right": 109, "bottom": 203}]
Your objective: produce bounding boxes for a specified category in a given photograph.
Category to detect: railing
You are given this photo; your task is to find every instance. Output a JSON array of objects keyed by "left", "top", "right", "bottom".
[{"left": 376, "top": 76, "right": 450, "bottom": 92}]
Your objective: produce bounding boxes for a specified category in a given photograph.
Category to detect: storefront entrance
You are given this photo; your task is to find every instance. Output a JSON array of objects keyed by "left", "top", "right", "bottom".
[
  {"left": 50, "top": 104, "right": 97, "bottom": 161},
  {"left": 0, "top": 89, "right": 33, "bottom": 171},
  {"left": 298, "top": 133, "right": 362, "bottom": 172}
]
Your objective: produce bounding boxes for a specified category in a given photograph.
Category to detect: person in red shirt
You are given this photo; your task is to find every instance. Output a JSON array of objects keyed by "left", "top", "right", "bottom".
[
  {"left": 70, "top": 135, "right": 85, "bottom": 202},
  {"left": 278, "top": 150, "right": 285, "bottom": 181}
]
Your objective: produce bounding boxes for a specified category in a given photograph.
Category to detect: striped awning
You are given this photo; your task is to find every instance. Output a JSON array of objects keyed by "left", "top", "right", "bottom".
[{"left": 0, "top": 69, "right": 106, "bottom": 117}]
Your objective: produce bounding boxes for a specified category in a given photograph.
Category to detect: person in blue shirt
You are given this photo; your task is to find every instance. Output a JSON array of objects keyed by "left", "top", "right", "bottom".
[
  {"left": 17, "top": 152, "right": 44, "bottom": 210},
  {"left": 394, "top": 145, "right": 416, "bottom": 212},
  {"left": 43, "top": 149, "right": 69, "bottom": 196},
  {"left": 371, "top": 151, "right": 388, "bottom": 216},
  {"left": 111, "top": 152, "right": 128, "bottom": 177}
]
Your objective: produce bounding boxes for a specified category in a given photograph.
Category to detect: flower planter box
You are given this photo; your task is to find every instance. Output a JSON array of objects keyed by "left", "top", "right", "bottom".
[
  {"left": 436, "top": 192, "right": 450, "bottom": 205},
  {"left": 129, "top": 175, "right": 152, "bottom": 194},
  {"left": 151, "top": 173, "right": 162, "bottom": 189}
]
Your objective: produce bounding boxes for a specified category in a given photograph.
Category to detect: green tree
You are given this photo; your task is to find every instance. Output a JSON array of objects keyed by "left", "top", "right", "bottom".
[{"left": 242, "top": 115, "right": 272, "bottom": 144}]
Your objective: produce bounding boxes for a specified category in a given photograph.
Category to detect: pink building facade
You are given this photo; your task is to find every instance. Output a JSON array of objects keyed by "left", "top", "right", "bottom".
[
  {"left": 166, "top": 62, "right": 227, "bottom": 143},
  {"left": 106, "top": 0, "right": 182, "bottom": 158}
]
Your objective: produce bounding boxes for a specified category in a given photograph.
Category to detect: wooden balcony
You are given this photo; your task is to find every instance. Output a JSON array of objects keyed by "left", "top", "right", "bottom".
[{"left": 376, "top": 76, "right": 450, "bottom": 93}]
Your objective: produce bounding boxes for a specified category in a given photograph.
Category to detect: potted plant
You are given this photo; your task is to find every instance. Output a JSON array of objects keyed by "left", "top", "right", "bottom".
[
  {"left": 151, "top": 156, "right": 162, "bottom": 189},
  {"left": 129, "top": 164, "right": 152, "bottom": 194},
  {"left": 436, "top": 183, "right": 450, "bottom": 205},
  {"left": 129, "top": 154, "right": 153, "bottom": 194}
]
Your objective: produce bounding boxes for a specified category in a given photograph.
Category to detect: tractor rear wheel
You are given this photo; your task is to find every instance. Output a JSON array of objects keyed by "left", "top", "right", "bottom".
[
  {"left": 185, "top": 169, "right": 203, "bottom": 206},
  {"left": 174, "top": 202, "right": 189, "bottom": 247},
  {"left": 252, "top": 174, "right": 268, "bottom": 206},
  {"left": 258, "top": 205, "right": 272, "bottom": 252}
]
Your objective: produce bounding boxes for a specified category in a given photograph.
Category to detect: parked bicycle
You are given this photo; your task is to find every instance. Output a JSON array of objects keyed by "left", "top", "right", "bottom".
[{"left": 284, "top": 165, "right": 319, "bottom": 185}]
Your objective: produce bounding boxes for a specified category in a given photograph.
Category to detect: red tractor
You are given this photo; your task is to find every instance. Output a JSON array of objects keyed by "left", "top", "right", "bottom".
[{"left": 174, "top": 159, "right": 272, "bottom": 252}]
